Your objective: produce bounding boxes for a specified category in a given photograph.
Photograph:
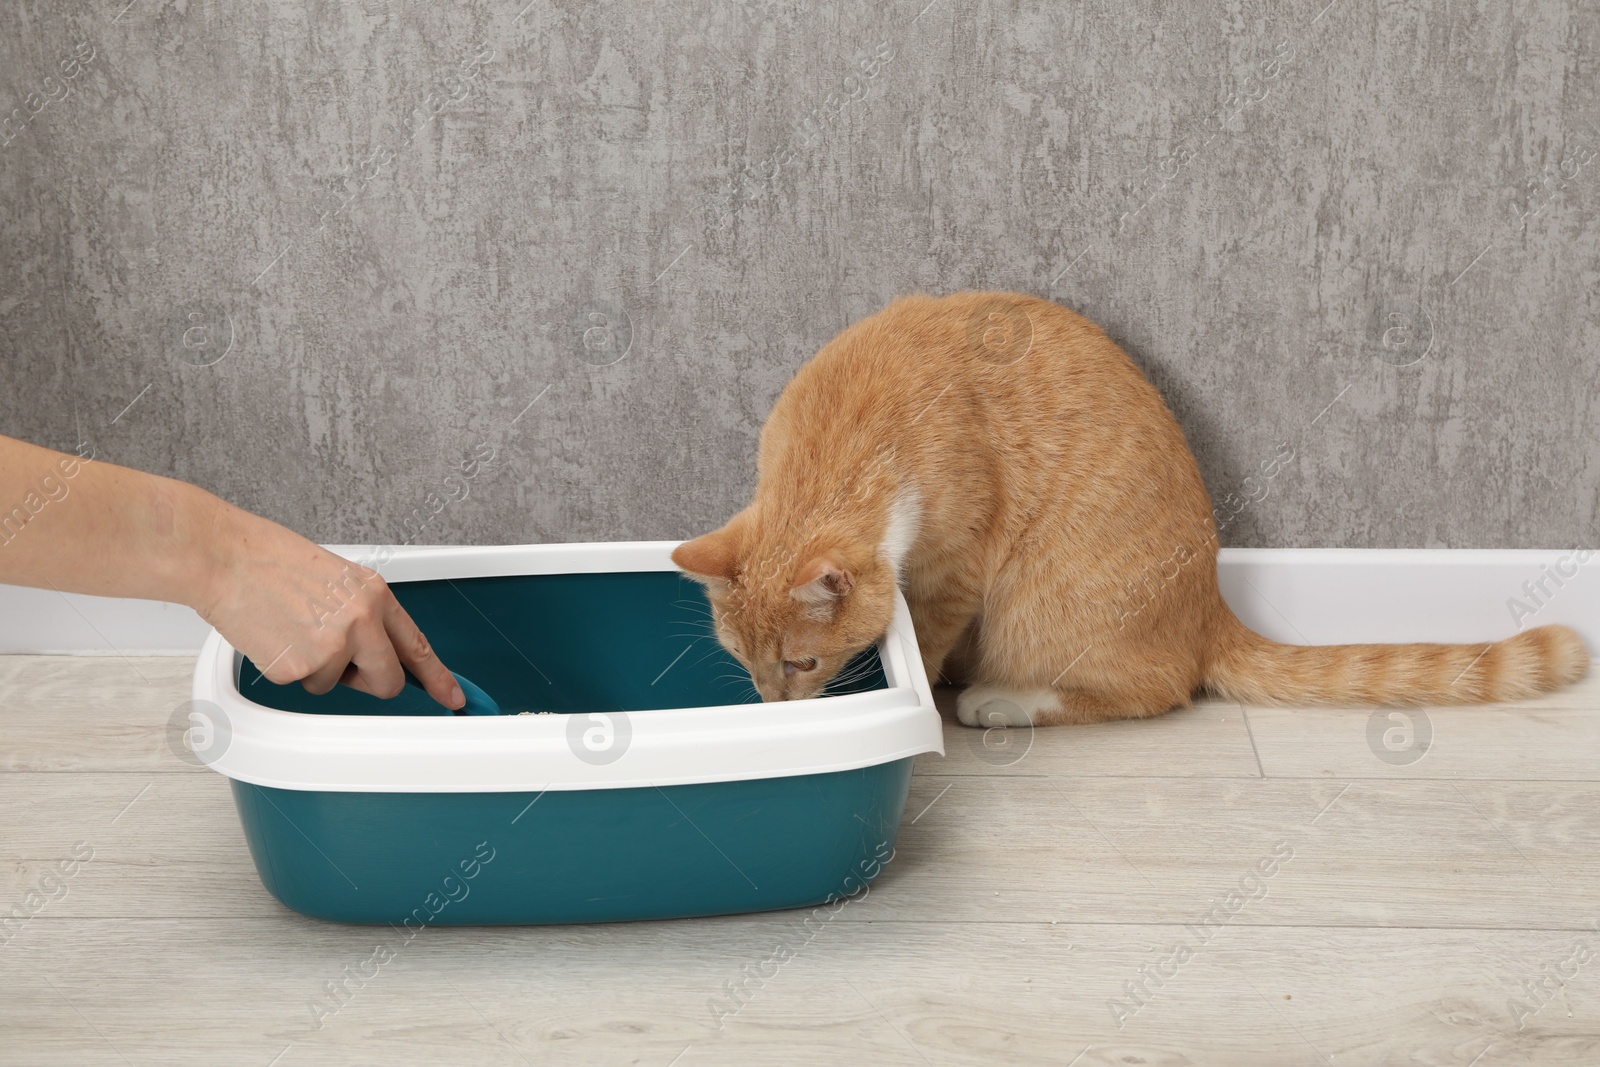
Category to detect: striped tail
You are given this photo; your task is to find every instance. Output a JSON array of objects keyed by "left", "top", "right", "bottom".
[{"left": 1202, "top": 612, "right": 1589, "bottom": 707}]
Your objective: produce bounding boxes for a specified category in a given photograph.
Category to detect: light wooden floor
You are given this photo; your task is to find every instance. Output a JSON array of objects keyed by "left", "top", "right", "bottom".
[{"left": 5, "top": 655, "right": 1600, "bottom": 1066}]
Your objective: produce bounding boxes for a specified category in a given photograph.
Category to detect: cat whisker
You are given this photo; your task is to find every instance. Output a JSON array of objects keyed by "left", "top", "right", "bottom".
[
  {"left": 691, "top": 647, "right": 736, "bottom": 669},
  {"left": 826, "top": 663, "right": 876, "bottom": 688}
]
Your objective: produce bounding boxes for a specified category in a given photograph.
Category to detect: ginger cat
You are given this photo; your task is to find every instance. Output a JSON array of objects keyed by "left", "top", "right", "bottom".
[{"left": 672, "top": 292, "right": 1589, "bottom": 726}]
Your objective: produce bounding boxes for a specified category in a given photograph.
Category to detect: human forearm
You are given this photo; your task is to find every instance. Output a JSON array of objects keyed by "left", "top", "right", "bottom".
[
  {"left": 0, "top": 434, "right": 463, "bottom": 709},
  {"left": 0, "top": 434, "right": 227, "bottom": 608}
]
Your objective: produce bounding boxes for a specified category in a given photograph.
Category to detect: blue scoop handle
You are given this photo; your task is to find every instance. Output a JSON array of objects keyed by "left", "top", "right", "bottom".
[{"left": 402, "top": 669, "right": 503, "bottom": 716}]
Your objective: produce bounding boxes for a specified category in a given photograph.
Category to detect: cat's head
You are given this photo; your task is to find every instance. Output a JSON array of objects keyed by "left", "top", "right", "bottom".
[{"left": 672, "top": 513, "right": 899, "bottom": 702}]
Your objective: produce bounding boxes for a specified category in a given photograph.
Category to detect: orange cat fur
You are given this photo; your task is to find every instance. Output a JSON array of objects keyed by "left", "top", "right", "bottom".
[{"left": 672, "top": 291, "right": 1589, "bottom": 726}]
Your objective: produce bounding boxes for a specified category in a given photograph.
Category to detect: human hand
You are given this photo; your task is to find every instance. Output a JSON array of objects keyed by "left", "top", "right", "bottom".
[
  {"left": 194, "top": 504, "right": 465, "bottom": 710},
  {"left": 0, "top": 434, "right": 463, "bottom": 709}
]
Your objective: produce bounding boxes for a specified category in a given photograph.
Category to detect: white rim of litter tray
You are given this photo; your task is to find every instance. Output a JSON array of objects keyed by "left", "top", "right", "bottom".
[{"left": 190, "top": 542, "right": 943, "bottom": 793}]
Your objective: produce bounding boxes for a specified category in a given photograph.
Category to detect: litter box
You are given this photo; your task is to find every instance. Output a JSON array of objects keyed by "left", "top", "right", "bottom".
[{"left": 190, "top": 542, "right": 942, "bottom": 925}]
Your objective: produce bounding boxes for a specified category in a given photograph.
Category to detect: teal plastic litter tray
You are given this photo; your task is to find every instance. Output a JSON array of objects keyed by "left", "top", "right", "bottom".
[{"left": 190, "top": 542, "right": 942, "bottom": 925}]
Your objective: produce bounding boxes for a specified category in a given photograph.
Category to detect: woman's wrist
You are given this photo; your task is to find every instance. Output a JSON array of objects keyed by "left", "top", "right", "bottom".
[{"left": 162, "top": 477, "right": 242, "bottom": 619}]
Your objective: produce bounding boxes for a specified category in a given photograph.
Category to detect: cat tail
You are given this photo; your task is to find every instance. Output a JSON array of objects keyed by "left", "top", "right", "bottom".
[{"left": 1202, "top": 611, "right": 1590, "bottom": 707}]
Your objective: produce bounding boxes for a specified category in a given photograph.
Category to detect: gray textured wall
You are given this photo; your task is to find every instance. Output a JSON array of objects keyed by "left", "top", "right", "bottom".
[{"left": 1, "top": 0, "right": 1596, "bottom": 551}]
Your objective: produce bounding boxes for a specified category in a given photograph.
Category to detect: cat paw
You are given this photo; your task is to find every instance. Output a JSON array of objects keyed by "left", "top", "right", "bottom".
[{"left": 955, "top": 686, "right": 1051, "bottom": 728}]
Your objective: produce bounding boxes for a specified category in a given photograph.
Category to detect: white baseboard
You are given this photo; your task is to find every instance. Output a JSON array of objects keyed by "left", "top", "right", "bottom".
[
  {"left": 0, "top": 547, "right": 1595, "bottom": 656},
  {"left": 0, "top": 587, "right": 210, "bottom": 654},
  {"left": 1215, "top": 548, "right": 1599, "bottom": 650}
]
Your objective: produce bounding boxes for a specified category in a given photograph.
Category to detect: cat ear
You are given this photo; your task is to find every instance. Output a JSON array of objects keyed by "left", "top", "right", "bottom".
[
  {"left": 672, "top": 527, "right": 741, "bottom": 590},
  {"left": 790, "top": 556, "right": 854, "bottom": 615}
]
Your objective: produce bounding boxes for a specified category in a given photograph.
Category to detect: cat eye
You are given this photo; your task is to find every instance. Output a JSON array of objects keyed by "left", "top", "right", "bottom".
[{"left": 783, "top": 657, "right": 819, "bottom": 676}]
